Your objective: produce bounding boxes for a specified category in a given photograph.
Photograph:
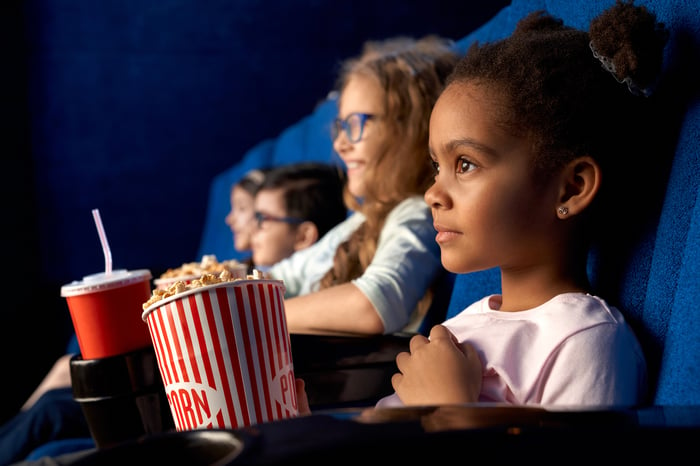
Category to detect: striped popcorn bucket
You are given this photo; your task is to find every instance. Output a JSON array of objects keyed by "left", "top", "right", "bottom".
[{"left": 141, "top": 279, "right": 297, "bottom": 431}]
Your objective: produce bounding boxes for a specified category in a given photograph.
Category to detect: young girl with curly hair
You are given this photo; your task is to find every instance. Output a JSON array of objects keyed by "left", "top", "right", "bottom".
[{"left": 379, "top": 0, "right": 670, "bottom": 408}]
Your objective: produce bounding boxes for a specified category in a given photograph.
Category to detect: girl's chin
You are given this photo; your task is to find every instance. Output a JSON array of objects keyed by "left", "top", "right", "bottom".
[
  {"left": 440, "top": 254, "right": 470, "bottom": 275},
  {"left": 346, "top": 172, "right": 366, "bottom": 195},
  {"left": 348, "top": 185, "right": 365, "bottom": 199}
]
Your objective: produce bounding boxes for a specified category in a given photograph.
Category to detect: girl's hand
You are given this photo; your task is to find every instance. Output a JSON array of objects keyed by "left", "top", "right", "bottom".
[
  {"left": 295, "top": 378, "right": 312, "bottom": 415},
  {"left": 391, "top": 324, "right": 482, "bottom": 406}
]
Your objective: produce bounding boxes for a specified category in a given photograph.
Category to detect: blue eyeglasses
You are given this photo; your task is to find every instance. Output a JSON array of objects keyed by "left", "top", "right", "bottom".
[
  {"left": 254, "top": 211, "right": 305, "bottom": 229},
  {"left": 331, "top": 112, "right": 377, "bottom": 143}
]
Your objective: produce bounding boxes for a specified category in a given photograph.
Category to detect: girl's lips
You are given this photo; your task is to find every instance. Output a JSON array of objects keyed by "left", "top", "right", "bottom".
[
  {"left": 435, "top": 231, "right": 462, "bottom": 243},
  {"left": 433, "top": 222, "right": 459, "bottom": 233},
  {"left": 344, "top": 161, "right": 365, "bottom": 178},
  {"left": 433, "top": 223, "right": 462, "bottom": 244}
]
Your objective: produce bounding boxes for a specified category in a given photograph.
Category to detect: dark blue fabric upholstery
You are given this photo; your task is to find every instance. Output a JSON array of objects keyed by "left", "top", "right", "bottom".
[{"left": 647, "top": 103, "right": 700, "bottom": 405}]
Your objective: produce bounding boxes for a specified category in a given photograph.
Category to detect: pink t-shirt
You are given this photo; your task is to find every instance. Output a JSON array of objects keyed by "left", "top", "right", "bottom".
[{"left": 376, "top": 293, "right": 647, "bottom": 408}]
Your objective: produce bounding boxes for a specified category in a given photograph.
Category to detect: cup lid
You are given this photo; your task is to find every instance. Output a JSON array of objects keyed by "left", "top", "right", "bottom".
[{"left": 61, "top": 269, "right": 152, "bottom": 297}]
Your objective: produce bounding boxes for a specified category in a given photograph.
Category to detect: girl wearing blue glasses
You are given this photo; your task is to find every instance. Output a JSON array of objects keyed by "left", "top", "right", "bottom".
[{"left": 267, "top": 36, "right": 459, "bottom": 336}]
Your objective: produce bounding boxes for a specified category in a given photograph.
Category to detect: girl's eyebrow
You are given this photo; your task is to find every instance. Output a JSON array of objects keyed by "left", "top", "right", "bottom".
[{"left": 444, "top": 138, "right": 498, "bottom": 159}]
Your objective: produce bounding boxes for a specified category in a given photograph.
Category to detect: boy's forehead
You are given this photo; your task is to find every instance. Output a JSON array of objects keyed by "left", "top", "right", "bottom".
[
  {"left": 232, "top": 186, "right": 253, "bottom": 200},
  {"left": 255, "top": 188, "right": 287, "bottom": 207}
]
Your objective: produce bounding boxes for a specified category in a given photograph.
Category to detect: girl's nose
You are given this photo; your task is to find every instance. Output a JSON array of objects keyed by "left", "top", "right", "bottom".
[
  {"left": 424, "top": 178, "right": 450, "bottom": 209},
  {"left": 332, "top": 131, "right": 351, "bottom": 156}
]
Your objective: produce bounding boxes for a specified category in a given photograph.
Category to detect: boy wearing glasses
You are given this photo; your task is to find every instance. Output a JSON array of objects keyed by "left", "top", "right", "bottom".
[{"left": 251, "top": 162, "right": 347, "bottom": 269}]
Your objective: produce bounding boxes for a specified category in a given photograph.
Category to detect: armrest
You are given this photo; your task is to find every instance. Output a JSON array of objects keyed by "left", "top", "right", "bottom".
[
  {"left": 290, "top": 332, "right": 413, "bottom": 409},
  {"left": 43, "top": 404, "right": 700, "bottom": 465}
]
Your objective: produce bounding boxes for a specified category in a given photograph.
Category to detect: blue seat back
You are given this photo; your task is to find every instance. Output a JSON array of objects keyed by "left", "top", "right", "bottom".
[{"left": 644, "top": 104, "right": 700, "bottom": 405}]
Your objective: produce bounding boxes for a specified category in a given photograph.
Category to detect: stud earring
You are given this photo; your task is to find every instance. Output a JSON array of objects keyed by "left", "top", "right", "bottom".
[{"left": 557, "top": 206, "right": 569, "bottom": 216}]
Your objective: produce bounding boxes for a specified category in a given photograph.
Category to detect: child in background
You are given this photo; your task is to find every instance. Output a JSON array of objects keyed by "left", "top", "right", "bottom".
[
  {"left": 224, "top": 168, "right": 268, "bottom": 273},
  {"left": 376, "top": 0, "right": 669, "bottom": 408},
  {"left": 251, "top": 162, "right": 347, "bottom": 269},
  {"left": 268, "top": 36, "right": 459, "bottom": 336}
]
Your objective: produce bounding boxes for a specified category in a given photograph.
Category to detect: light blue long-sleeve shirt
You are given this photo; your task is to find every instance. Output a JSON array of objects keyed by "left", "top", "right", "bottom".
[{"left": 268, "top": 196, "right": 442, "bottom": 333}]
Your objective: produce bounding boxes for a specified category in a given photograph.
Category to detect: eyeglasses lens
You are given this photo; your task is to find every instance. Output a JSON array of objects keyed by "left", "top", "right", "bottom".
[{"left": 332, "top": 113, "right": 368, "bottom": 143}]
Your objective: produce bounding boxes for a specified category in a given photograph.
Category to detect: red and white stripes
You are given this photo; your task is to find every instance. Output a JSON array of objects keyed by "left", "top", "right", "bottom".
[{"left": 145, "top": 280, "right": 297, "bottom": 431}]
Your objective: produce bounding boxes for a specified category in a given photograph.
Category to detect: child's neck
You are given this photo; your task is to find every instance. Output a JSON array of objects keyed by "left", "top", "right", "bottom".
[{"left": 498, "top": 271, "right": 591, "bottom": 312}]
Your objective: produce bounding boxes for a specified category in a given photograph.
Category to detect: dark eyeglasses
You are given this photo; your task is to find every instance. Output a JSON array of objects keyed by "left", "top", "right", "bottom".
[
  {"left": 254, "top": 211, "right": 305, "bottom": 229},
  {"left": 331, "top": 112, "right": 376, "bottom": 143}
]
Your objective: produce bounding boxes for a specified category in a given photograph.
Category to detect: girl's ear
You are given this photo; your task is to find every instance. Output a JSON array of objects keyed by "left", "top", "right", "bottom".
[
  {"left": 293, "top": 222, "right": 319, "bottom": 251},
  {"left": 556, "top": 155, "right": 601, "bottom": 218}
]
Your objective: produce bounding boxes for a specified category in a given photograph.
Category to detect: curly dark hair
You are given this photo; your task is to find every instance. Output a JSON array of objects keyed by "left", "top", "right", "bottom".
[{"left": 447, "top": 0, "right": 669, "bottom": 245}]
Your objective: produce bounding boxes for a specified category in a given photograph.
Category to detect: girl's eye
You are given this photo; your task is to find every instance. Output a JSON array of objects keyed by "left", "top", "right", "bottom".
[
  {"left": 430, "top": 160, "right": 440, "bottom": 175},
  {"left": 456, "top": 157, "right": 476, "bottom": 174}
]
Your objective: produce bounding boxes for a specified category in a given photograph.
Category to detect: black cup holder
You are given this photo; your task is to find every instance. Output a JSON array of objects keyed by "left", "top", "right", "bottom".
[{"left": 69, "top": 346, "right": 175, "bottom": 448}]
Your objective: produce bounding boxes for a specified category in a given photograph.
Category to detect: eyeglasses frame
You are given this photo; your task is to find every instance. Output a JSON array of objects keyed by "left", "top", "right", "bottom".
[
  {"left": 331, "top": 112, "right": 377, "bottom": 143},
  {"left": 254, "top": 211, "right": 305, "bottom": 229}
]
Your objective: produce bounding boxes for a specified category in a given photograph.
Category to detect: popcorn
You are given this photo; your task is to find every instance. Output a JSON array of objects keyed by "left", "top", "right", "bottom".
[
  {"left": 154, "top": 254, "right": 248, "bottom": 291},
  {"left": 159, "top": 254, "right": 244, "bottom": 279},
  {"left": 143, "top": 269, "right": 269, "bottom": 310}
]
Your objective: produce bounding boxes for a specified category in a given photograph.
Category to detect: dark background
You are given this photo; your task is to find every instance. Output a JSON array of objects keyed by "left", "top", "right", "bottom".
[{"left": 1, "top": 0, "right": 508, "bottom": 422}]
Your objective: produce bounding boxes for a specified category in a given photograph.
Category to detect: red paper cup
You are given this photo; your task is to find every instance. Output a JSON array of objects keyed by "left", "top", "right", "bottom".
[
  {"left": 142, "top": 279, "right": 297, "bottom": 431},
  {"left": 61, "top": 269, "right": 153, "bottom": 360}
]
